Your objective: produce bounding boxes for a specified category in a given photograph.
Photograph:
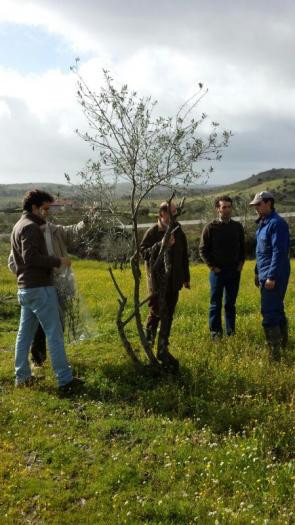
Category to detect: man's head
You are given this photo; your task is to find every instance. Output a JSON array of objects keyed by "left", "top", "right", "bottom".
[
  {"left": 22, "top": 190, "right": 54, "bottom": 219},
  {"left": 159, "top": 201, "right": 177, "bottom": 226},
  {"left": 214, "top": 195, "right": 233, "bottom": 221},
  {"left": 249, "top": 191, "right": 274, "bottom": 218}
]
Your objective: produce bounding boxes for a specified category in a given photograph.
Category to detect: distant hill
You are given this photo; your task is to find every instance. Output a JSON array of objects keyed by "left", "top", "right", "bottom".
[
  {"left": 221, "top": 168, "right": 295, "bottom": 191},
  {"left": 1, "top": 168, "right": 295, "bottom": 214},
  {"left": 209, "top": 168, "right": 295, "bottom": 208},
  {"left": 0, "top": 181, "right": 216, "bottom": 209},
  {"left": 182, "top": 168, "right": 295, "bottom": 218}
]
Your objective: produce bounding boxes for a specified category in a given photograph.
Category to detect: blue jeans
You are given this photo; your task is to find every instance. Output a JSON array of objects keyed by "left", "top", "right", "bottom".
[
  {"left": 260, "top": 277, "right": 289, "bottom": 327},
  {"left": 15, "top": 287, "right": 73, "bottom": 387},
  {"left": 209, "top": 268, "right": 241, "bottom": 336}
]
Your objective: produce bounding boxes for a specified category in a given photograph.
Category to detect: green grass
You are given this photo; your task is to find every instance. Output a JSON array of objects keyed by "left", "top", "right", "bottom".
[{"left": 1, "top": 244, "right": 295, "bottom": 524}]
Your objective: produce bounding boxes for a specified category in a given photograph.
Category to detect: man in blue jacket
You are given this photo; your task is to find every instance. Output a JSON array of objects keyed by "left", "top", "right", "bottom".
[{"left": 250, "top": 191, "right": 290, "bottom": 360}]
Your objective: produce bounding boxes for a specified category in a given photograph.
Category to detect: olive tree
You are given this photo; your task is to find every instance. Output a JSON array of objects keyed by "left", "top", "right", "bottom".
[{"left": 71, "top": 64, "right": 231, "bottom": 369}]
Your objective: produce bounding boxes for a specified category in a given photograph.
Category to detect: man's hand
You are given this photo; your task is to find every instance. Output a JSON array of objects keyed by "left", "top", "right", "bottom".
[
  {"left": 60, "top": 257, "right": 71, "bottom": 268},
  {"left": 265, "top": 278, "right": 275, "bottom": 290},
  {"left": 162, "top": 234, "right": 175, "bottom": 247},
  {"left": 237, "top": 262, "right": 244, "bottom": 272},
  {"left": 254, "top": 274, "right": 259, "bottom": 287},
  {"left": 212, "top": 266, "right": 221, "bottom": 273},
  {"left": 168, "top": 234, "right": 175, "bottom": 247},
  {"left": 183, "top": 282, "right": 190, "bottom": 289}
]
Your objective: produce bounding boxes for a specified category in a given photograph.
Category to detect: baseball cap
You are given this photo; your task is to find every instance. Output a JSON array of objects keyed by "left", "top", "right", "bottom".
[{"left": 249, "top": 191, "right": 274, "bottom": 206}]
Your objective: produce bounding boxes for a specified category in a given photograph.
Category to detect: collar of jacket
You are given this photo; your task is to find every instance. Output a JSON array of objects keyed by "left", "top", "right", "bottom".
[
  {"left": 255, "top": 210, "right": 276, "bottom": 225},
  {"left": 157, "top": 218, "right": 166, "bottom": 231},
  {"left": 217, "top": 218, "right": 232, "bottom": 224},
  {"left": 22, "top": 211, "right": 46, "bottom": 226},
  {"left": 211, "top": 218, "right": 232, "bottom": 225},
  {"left": 157, "top": 219, "right": 179, "bottom": 231}
]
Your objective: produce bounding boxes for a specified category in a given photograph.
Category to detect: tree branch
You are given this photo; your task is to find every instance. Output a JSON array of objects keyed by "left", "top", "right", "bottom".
[{"left": 122, "top": 295, "right": 152, "bottom": 326}]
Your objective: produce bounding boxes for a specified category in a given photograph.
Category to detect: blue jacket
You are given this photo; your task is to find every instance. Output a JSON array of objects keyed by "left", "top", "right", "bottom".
[{"left": 255, "top": 211, "right": 290, "bottom": 283}]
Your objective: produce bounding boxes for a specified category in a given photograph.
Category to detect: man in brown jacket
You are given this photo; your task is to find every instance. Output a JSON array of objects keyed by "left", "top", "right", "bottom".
[
  {"left": 11, "top": 189, "right": 81, "bottom": 391},
  {"left": 9, "top": 211, "right": 87, "bottom": 371},
  {"left": 140, "top": 202, "right": 190, "bottom": 370}
]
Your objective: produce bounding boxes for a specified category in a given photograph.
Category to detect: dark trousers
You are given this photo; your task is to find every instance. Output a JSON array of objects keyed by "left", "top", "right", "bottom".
[
  {"left": 31, "top": 323, "right": 46, "bottom": 365},
  {"left": 260, "top": 277, "right": 289, "bottom": 327},
  {"left": 146, "top": 288, "right": 179, "bottom": 350},
  {"left": 209, "top": 268, "right": 241, "bottom": 336}
]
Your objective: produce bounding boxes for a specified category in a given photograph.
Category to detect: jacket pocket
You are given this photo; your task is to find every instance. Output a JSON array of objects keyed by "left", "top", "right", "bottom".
[{"left": 258, "top": 235, "right": 271, "bottom": 254}]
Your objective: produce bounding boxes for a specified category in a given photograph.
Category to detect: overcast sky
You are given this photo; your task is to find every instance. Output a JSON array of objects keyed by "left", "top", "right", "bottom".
[{"left": 0, "top": 0, "right": 294, "bottom": 186}]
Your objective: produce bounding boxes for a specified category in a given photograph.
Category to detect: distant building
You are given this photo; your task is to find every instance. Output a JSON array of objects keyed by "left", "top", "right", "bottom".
[{"left": 50, "top": 199, "right": 80, "bottom": 211}]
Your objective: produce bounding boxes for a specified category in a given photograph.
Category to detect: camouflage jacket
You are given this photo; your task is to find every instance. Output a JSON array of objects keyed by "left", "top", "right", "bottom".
[{"left": 140, "top": 220, "right": 190, "bottom": 294}]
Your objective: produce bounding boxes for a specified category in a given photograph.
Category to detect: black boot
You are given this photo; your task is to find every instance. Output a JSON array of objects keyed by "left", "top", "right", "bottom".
[
  {"left": 31, "top": 323, "right": 46, "bottom": 365},
  {"left": 264, "top": 325, "right": 282, "bottom": 362},
  {"left": 280, "top": 320, "right": 288, "bottom": 349},
  {"left": 157, "top": 337, "right": 179, "bottom": 371}
]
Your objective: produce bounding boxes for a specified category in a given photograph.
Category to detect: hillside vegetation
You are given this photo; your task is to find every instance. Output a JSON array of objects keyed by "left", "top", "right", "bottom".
[{"left": 182, "top": 168, "right": 295, "bottom": 219}]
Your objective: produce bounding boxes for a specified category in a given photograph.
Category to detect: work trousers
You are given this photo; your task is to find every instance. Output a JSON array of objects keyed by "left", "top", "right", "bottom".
[
  {"left": 146, "top": 287, "right": 179, "bottom": 349},
  {"left": 260, "top": 277, "right": 289, "bottom": 327}
]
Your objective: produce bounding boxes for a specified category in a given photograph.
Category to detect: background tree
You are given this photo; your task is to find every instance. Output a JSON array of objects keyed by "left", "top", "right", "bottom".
[{"left": 71, "top": 64, "right": 232, "bottom": 369}]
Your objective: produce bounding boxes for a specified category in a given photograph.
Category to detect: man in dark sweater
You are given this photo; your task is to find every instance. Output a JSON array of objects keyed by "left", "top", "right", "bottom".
[
  {"left": 199, "top": 195, "right": 245, "bottom": 338},
  {"left": 140, "top": 202, "right": 190, "bottom": 369},
  {"left": 11, "top": 189, "right": 81, "bottom": 391}
]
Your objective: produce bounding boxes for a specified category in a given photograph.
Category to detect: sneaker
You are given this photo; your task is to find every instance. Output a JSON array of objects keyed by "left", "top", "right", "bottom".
[
  {"left": 32, "top": 363, "right": 46, "bottom": 379},
  {"left": 15, "top": 376, "right": 39, "bottom": 388},
  {"left": 58, "top": 377, "right": 85, "bottom": 394}
]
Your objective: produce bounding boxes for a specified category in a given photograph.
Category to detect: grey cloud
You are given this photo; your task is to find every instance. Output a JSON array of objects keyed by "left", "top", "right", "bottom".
[
  {"left": 2, "top": 1, "right": 295, "bottom": 184},
  {"left": 0, "top": 97, "right": 90, "bottom": 183},
  {"left": 36, "top": 0, "right": 295, "bottom": 72},
  {"left": 212, "top": 115, "right": 295, "bottom": 184},
  {"left": 35, "top": 1, "right": 295, "bottom": 119}
]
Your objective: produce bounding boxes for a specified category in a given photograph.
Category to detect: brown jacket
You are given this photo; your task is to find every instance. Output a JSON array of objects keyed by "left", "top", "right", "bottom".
[{"left": 11, "top": 212, "right": 61, "bottom": 289}]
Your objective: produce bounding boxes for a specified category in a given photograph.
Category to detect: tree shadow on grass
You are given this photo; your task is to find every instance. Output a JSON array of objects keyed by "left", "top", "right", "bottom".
[
  {"left": 70, "top": 359, "right": 275, "bottom": 435},
  {"left": 3, "top": 346, "right": 293, "bottom": 439}
]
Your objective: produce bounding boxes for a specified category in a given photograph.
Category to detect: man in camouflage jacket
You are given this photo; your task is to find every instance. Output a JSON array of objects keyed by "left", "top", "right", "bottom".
[{"left": 140, "top": 202, "right": 190, "bottom": 369}]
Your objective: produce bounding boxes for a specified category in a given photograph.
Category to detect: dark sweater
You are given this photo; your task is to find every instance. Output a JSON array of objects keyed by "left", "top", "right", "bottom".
[
  {"left": 11, "top": 212, "right": 61, "bottom": 289},
  {"left": 199, "top": 219, "right": 245, "bottom": 269},
  {"left": 140, "top": 221, "right": 190, "bottom": 293}
]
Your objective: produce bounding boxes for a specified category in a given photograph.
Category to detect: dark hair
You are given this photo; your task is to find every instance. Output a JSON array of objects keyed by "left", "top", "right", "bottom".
[
  {"left": 214, "top": 195, "right": 233, "bottom": 208},
  {"left": 262, "top": 198, "right": 275, "bottom": 210},
  {"left": 22, "top": 189, "right": 54, "bottom": 212}
]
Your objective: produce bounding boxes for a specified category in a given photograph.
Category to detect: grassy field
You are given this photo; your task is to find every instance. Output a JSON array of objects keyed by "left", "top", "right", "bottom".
[{"left": 1, "top": 241, "right": 295, "bottom": 524}]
